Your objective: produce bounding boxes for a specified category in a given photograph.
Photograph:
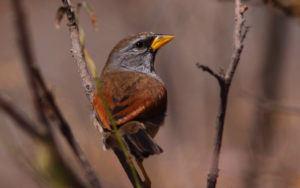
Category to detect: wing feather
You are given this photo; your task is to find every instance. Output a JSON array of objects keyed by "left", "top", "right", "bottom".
[{"left": 93, "top": 71, "right": 166, "bottom": 131}]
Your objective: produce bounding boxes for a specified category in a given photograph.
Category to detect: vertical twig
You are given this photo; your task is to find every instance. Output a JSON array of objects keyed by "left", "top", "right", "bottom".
[
  {"left": 61, "top": 0, "right": 94, "bottom": 102},
  {"left": 196, "top": 0, "right": 249, "bottom": 188},
  {"left": 59, "top": 0, "right": 142, "bottom": 187},
  {"left": 12, "top": 0, "right": 47, "bottom": 124}
]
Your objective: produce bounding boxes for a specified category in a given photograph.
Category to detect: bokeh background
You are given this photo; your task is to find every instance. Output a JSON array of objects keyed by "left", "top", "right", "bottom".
[{"left": 1, "top": 0, "right": 300, "bottom": 187}]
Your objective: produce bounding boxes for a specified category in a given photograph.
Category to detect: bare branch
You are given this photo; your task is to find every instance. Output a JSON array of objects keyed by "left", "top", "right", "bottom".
[
  {"left": 225, "top": 3, "right": 249, "bottom": 83},
  {"left": 242, "top": 91, "right": 300, "bottom": 115},
  {"left": 196, "top": 63, "right": 223, "bottom": 83},
  {"left": 61, "top": 0, "right": 95, "bottom": 103},
  {"left": 0, "top": 96, "right": 87, "bottom": 188},
  {"left": 59, "top": 1, "right": 144, "bottom": 187},
  {"left": 11, "top": 0, "right": 101, "bottom": 187},
  {"left": 0, "top": 95, "right": 44, "bottom": 141},
  {"left": 197, "top": 1, "right": 249, "bottom": 88},
  {"left": 12, "top": 0, "right": 47, "bottom": 124},
  {"left": 197, "top": 0, "right": 249, "bottom": 188},
  {"left": 267, "top": 0, "right": 295, "bottom": 16},
  {"left": 50, "top": 100, "right": 102, "bottom": 188}
]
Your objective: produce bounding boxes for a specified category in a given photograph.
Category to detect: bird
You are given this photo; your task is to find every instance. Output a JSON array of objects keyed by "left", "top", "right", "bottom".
[{"left": 93, "top": 32, "right": 174, "bottom": 187}]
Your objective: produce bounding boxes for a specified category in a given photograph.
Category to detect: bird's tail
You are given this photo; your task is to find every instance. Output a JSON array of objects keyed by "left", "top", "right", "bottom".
[
  {"left": 123, "top": 126, "right": 163, "bottom": 162},
  {"left": 118, "top": 121, "right": 163, "bottom": 162}
]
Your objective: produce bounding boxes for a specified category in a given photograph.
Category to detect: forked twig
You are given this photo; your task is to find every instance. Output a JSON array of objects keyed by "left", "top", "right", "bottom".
[{"left": 196, "top": 0, "right": 249, "bottom": 188}]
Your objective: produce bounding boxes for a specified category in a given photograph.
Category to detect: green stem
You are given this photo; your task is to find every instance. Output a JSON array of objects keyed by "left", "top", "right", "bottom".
[
  {"left": 72, "top": 7, "right": 141, "bottom": 188},
  {"left": 95, "top": 81, "right": 141, "bottom": 188}
]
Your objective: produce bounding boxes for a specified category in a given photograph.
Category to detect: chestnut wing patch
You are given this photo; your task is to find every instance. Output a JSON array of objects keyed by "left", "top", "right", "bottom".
[
  {"left": 112, "top": 94, "right": 154, "bottom": 125},
  {"left": 93, "top": 72, "right": 166, "bottom": 131},
  {"left": 111, "top": 96, "right": 131, "bottom": 116}
]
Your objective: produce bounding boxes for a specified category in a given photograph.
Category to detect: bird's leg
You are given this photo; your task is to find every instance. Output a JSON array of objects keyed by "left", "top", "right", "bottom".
[{"left": 136, "top": 160, "right": 151, "bottom": 188}]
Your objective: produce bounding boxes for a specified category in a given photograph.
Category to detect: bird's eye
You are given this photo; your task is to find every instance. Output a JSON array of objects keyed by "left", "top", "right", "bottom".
[{"left": 135, "top": 41, "right": 144, "bottom": 48}]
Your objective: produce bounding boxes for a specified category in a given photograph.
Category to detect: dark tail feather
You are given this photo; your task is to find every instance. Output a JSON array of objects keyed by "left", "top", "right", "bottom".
[
  {"left": 113, "top": 147, "right": 142, "bottom": 188},
  {"left": 123, "top": 127, "right": 163, "bottom": 162}
]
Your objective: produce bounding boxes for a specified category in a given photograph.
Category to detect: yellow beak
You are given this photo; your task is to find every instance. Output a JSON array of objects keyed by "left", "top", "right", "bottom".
[{"left": 151, "top": 35, "right": 175, "bottom": 51}]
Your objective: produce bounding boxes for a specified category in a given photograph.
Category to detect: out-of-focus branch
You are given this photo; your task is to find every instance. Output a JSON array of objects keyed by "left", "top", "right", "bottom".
[
  {"left": 11, "top": 0, "right": 101, "bottom": 187},
  {"left": 0, "top": 95, "right": 44, "bottom": 141},
  {"left": 267, "top": 0, "right": 296, "bottom": 16},
  {"left": 12, "top": 0, "right": 46, "bottom": 124},
  {"left": 243, "top": 12, "right": 287, "bottom": 188},
  {"left": 0, "top": 97, "right": 87, "bottom": 188},
  {"left": 261, "top": 101, "right": 300, "bottom": 114},
  {"left": 241, "top": 91, "right": 300, "bottom": 115},
  {"left": 196, "top": 0, "right": 249, "bottom": 188}
]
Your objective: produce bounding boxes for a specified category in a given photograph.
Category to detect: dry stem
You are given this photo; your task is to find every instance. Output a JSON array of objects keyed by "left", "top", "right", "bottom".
[
  {"left": 10, "top": 0, "right": 101, "bottom": 187},
  {"left": 196, "top": 0, "right": 249, "bottom": 187},
  {"left": 59, "top": 0, "right": 142, "bottom": 187}
]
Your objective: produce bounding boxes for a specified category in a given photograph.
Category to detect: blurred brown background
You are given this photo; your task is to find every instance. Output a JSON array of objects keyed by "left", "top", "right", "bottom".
[{"left": 1, "top": 0, "right": 300, "bottom": 187}]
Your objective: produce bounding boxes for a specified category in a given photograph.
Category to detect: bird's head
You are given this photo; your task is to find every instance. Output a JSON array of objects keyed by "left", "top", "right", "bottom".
[{"left": 104, "top": 32, "right": 174, "bottom": 75}]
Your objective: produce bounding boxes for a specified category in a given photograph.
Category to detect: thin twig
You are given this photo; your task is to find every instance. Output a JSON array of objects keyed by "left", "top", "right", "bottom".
[
  {"left": 12, "top": 0, "right": 47, "bottom": 125},
  {"left": 196, "top": 64, "right": 223, "bottom": 83},
  {"left": 61, "top": 0, "right": 95, "bottom": 102},
  {"left": 50, "top": 100, "right": 102, "bottom": 188},
  {"left": 59, "top": 1, "right": 143, "bottom": 187},
  {"left": 0, "top": 95, "right": 44, "bottom": 141},
  {"left": 11, "top": 0, "right": 101, "bottom": 187},
  {"left": 197, "top": 1, "right": 249, "bottom": 188},
  {"left": 0, "top": 97, "right": 87, "bottom": 188},
  {"left": 225, "top": 3, "right": 249, "bottom": 83}
]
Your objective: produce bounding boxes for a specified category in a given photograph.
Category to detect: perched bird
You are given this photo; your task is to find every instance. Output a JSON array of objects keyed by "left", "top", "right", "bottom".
[{"left": 93, "top": 32, "right": 174, "bottom": 187}]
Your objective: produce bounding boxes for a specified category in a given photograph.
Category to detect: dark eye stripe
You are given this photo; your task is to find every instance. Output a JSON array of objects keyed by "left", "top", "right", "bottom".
[
  {"left": 135, "top": 41, "right": 144, "bottom": 48},
  {"left": 134, "top": 37, "right": 154, "bottom": 49}
]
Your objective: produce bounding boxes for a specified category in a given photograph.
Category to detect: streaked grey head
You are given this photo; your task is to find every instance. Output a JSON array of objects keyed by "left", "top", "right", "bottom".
[{"left": 105, "top": 32, "right": 174, "bottom": 77}]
